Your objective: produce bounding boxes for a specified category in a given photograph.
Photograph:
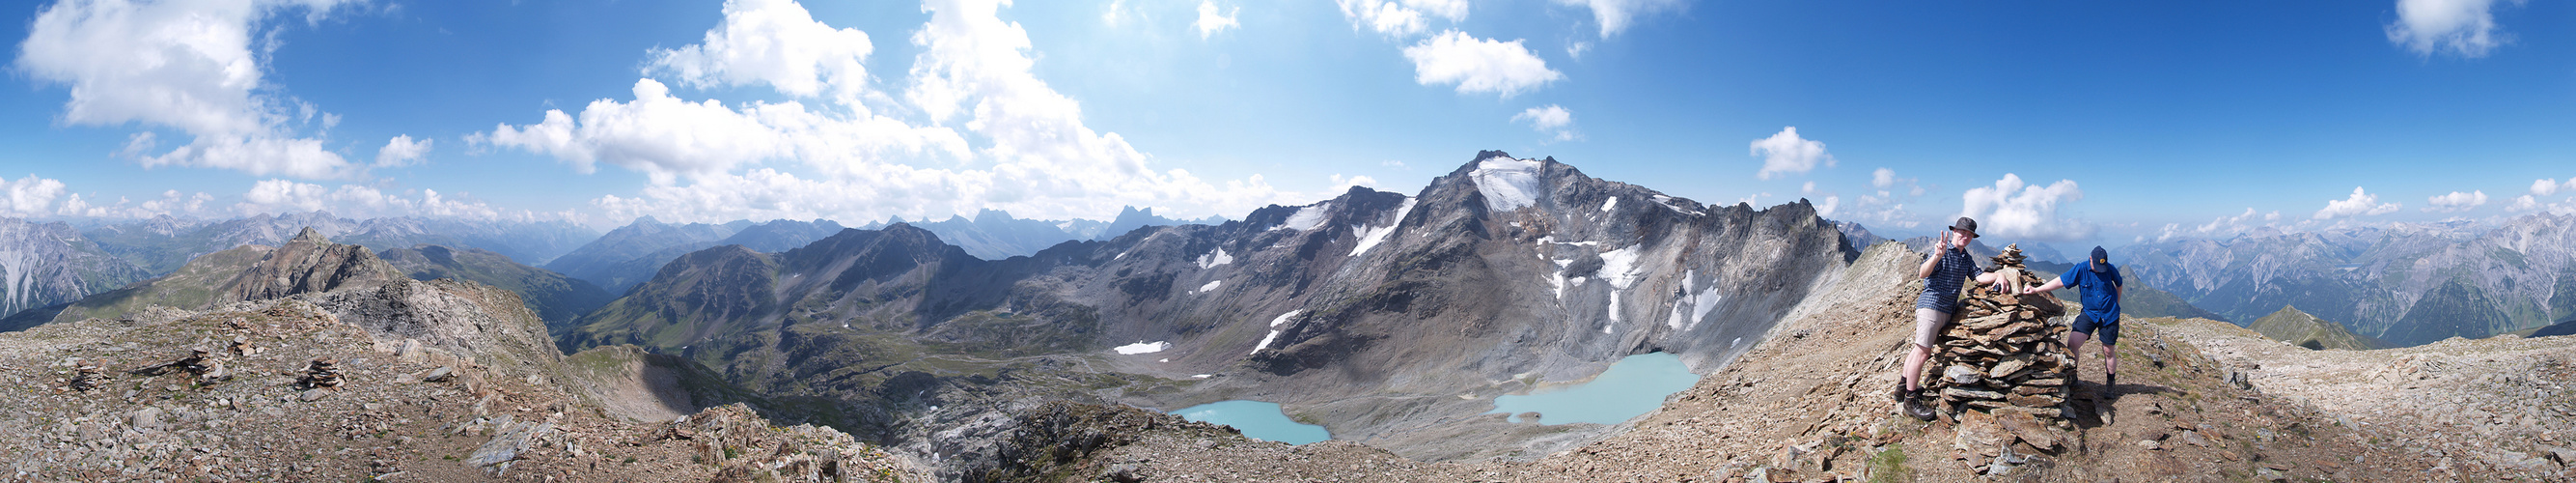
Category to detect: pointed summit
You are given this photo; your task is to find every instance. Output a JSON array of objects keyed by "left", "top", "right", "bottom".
[{"left": 290, "top": 226, "right": 330, "bottom": 245}]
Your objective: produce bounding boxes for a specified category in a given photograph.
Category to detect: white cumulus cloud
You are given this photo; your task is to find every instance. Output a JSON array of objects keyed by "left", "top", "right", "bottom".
[
  {"left": 482, "top": 0, "right": 1295, "bottom": 223},
  {"left": 1959, "top": 174, "right": 2092, "bottom": 241},
  {"left": 2313, "top": 186, "right": 2402, "bottom": 219},
  {"left": 1750, "top": 127, "right": 1834, "bottom": 180},
  {"left": 375, "top": 135, "right": 432, "bottom": 167},
  {"left": 1552, "top": 0, "right": 1686, "bottom": 39},
  {"left": 2529, "top": 178, "right": 2574, "bottom": 196},
  {"left": 2422, "top": 190, "right": 2487, "bottom": 213},
  {"left": 1400, "top": 30, "right": 1563, "bottom": 98},
  {"left": 1512, "top": 104, "right": 1578, "bottom": 142},
  {"left": 1194, "top": 1, "right": 1238, "bottom": 39},
  {"left": 1334, "top": 0, "right": 1467, "bottom": 38},
  {"left": 14, "top": 0, "right": 359, "bottom": 180},
  {"left": 646, "top": 0, "right": 876, "bottom": 105},
  {"left": 1, "top": 175, "right": 72, "bottom": 217},
  {"left": 2386, "top": 0, "right": 2516, "bottom": 58},
  {"left": 234, "top": 179, "right": 533, "bottom": 220}
]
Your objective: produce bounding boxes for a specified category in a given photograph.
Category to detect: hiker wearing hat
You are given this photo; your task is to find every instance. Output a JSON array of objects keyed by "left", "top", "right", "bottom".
[
  {"left": 2021, "top": 246, "right": 2123, "bottom": 397},
  {"left": 1895, "top": 216, "right": 2009, "bottom": 421}
]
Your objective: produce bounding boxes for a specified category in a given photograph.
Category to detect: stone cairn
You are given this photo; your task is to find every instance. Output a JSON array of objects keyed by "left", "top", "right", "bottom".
[
  {"left": 297, "top": 357, "right": 344, "bottom": 389},
  {"left": 64, "top": 365, "right": 106, "bottom": 392},
  {"left": 1920, "top": 244, "right": 2075, "bottom": 426}
]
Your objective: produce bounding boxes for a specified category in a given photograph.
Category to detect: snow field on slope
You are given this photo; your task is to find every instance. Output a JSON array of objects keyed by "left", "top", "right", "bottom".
[
  {"left": 1113, "top": 341, "right": 1170, "bottom": 355},
  {"left": 1277, "top": 203, "right": 1332, "bottom": 232},
  {"left": 1348, "top": 198, "right": 1418, "bottom": 257},
  {"left": 1194, "top": 280, "right": 1222, "bottom": 294},
  {"left": 1197, "top": 248, "right": 1233, "bottom": 269},
  {"left": 1471, "top": 156, "right": 1544, "bottom": 213}
]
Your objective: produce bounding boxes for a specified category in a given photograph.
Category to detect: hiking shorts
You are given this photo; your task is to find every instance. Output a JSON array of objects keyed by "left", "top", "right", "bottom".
[
  {"left": 2073, "top": 312, "right": 2120, "bottom": 346},
  {"left": 1913, "top": 308, "right": 1953, "bottom": 349}
]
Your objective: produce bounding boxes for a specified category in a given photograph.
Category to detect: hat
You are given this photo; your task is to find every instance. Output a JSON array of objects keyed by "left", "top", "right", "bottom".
[
  {"left": 2091, "top": 246, "right": 2110, "bottom": 272},
  {"left": 1949, "top": 217, "right": 1979, "bottom": 237}
]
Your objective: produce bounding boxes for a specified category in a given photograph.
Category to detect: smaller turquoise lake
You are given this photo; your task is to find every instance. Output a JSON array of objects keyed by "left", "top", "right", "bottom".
[
  {"left": 1486, "top": 352, "right": 1701, "bottom": 425},
  {"left": 1171, "top": 400, "right": 1331, "bottom": 444}
]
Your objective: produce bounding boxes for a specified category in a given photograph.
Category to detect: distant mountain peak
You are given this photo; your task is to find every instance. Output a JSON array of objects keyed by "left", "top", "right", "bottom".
[{"left": 291, "top": 226, "right": 329, "bottom": 244}]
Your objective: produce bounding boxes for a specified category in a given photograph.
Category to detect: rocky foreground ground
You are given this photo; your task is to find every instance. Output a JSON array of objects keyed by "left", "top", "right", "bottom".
[
  {"left": 969, "top": 242, "right": 2576, "bottom": 482},
  {"left": 0, "top": 284, "right": 926, "bottom": 482}
]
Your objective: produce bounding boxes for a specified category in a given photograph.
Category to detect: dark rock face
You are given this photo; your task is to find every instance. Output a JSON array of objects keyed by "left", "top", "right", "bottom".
[
  {"left": 215, "top": 228, "right": 404, "bottom": 304},
  {"left": 570, "top": 151, "right": 1864, "bottom": 467},
  {"left": 378, "top": 244, "right": 614, "bottom": 334}
]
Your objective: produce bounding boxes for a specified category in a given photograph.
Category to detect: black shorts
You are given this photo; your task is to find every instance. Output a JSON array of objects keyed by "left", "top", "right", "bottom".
[{"left": 2073, "top": 313, "right": 2119, "bottom": 346}]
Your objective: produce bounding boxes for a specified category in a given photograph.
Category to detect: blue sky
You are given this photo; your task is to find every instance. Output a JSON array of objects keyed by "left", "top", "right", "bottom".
[{"left": 4, "top": 0, "right": 2573, "bottom": 250}]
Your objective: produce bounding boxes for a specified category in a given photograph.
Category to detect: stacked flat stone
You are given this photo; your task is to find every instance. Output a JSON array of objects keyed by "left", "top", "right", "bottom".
[
  {"left": 1922, "top": 244, "right": 2074, "bottom": 424},
  {"left": 297, "top": 357, "right": 344, "bottom": 389}
]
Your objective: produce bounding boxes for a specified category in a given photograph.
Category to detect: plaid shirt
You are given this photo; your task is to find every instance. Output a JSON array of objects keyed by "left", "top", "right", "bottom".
[{"left": 1915, "top": 246, "right": 1985, "bottom": 314}]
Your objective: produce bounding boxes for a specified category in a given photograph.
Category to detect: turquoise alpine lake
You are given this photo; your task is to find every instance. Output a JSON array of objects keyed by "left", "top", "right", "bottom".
[
  {"left": 1171, "top": 400, "right": 1331, "bottom": 444},
  {"left": 1485, "top": 352, "right": 1702, "bottom": 425}
]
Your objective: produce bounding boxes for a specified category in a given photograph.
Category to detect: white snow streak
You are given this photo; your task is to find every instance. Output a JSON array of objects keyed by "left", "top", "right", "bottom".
[
  {"left": 1113, "top": 341, "right": 1170, "bottom": 355},
  {"left": 1600, "top": 197, "right": 1618, "bottom": 213},
  {"left": 1252, "top": 330, "right": 1282, "bottom": 354},
  {"left": 1194, "top": 279, "right": 1222, "bottom": 294},
  {"left": 1251, "top": 309, "right": 1303, "bottom": 354},
  {"left": 1269, "top": 309, "right": 1303, "bottom": 327},
  {"left": 1197, "top": 247, "right": 1233, "bottom": 269},
  {"left": 1348, "top": 197, "right": 1418, "bottom": 257},
  {"left": 1605, "top": 295, "right": 1620, "bottom": 333}
]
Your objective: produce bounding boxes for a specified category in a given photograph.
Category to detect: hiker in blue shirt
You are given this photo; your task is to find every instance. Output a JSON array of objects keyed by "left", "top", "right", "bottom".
[
  {"left": 1894, "top": 217, "right": 2010, "bottom": 421},
  {"left": 2022, "top": 246, "right": 2123, "bottom": 395}
]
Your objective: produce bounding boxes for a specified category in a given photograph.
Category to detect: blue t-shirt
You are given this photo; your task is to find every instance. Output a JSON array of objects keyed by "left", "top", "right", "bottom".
[
  {"left": 2058, "top": 260, "right": 2123, "bottom": 323},
  {"left": 1915, "top": 247, "right": 1985, "bottom": 314}
]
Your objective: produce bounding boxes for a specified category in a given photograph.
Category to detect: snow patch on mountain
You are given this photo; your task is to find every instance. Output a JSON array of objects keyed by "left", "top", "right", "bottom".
[
  {"left": 1349, "top": 198, "right": 1418, "bottom": 257},
  {"left": 1276, "top": 203, "right": 1333, "bottom": 232},
  {"left": 1113, "top": 341, "right": 1170, "bottom": 355},
  {"left": 1597, "top": 244, "right": 1645, "bottom": 289},
  {"left": 1252, "top": 309, "right": 1304, "bottom": 354},
  {"left": 1194, "top": 280, "right": 1222, "bottom": 294},
  {"left": 1197, "top": 248, "right": 1233, "bottom": 269},
  {"left": 1601, "top": 197, "right": 1619, "bottom": 213},
  {"left": 1471, "top": 156, "right": 1545, "bottom": 213}
]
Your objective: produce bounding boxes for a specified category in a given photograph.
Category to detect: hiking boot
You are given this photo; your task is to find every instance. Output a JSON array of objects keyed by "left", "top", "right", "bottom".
[
  {"left": 1902, "top": 392, "right": 1938, "bottom": 421},
  {"left": 2105, "top": 373, "right": 2118, "bottom": 392},
  {"left": 1892, "top": 382, "right": 1908, "bottom": 404}
]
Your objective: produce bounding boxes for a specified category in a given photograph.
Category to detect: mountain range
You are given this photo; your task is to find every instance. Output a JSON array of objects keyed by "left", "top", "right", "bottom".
[
  {"left": 561, "top": 152, "right": 1859, "bottom": 465},
  {"left": 2117, "top": 214, "right": 2576, "bottom": 347},
  {"left": 0, "top": 217, "right": 150, "bottom": 322}
]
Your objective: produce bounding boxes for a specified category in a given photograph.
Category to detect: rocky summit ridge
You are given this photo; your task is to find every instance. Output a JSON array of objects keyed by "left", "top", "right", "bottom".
[{"left": 0, "top": 230, "right": 926, "bottom": 481}]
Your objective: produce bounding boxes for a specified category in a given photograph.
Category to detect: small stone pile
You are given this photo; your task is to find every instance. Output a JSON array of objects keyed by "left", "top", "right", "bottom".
[
  {"left": 297, "top": 357, "right": 344, "bottom": 389},
  {"left": 64, "top": 365, "right": 106, "bottom": 392},
  {"left": 1921, "top": 244, "right": 2074, "bottom": 425}
]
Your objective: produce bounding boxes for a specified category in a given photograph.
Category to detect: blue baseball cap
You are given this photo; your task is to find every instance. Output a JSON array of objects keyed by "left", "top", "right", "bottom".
[{"left": 2091, "top": 246, "right": 2110, "bottom": 272}]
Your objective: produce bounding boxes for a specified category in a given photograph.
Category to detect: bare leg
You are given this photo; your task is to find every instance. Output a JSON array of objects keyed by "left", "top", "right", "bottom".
[
  {"left": 2102, "top": 343, "right": 2118, "bottom": 380},
  {"left": 2065, "top": 330, "right": 2091, "bottom": 377},
  {"left": 1904, "top": 344, "right": 1930, "bottom": 391},
  {"left": 1902, "top": 308, "right": 1950, "bottom": 391}
]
